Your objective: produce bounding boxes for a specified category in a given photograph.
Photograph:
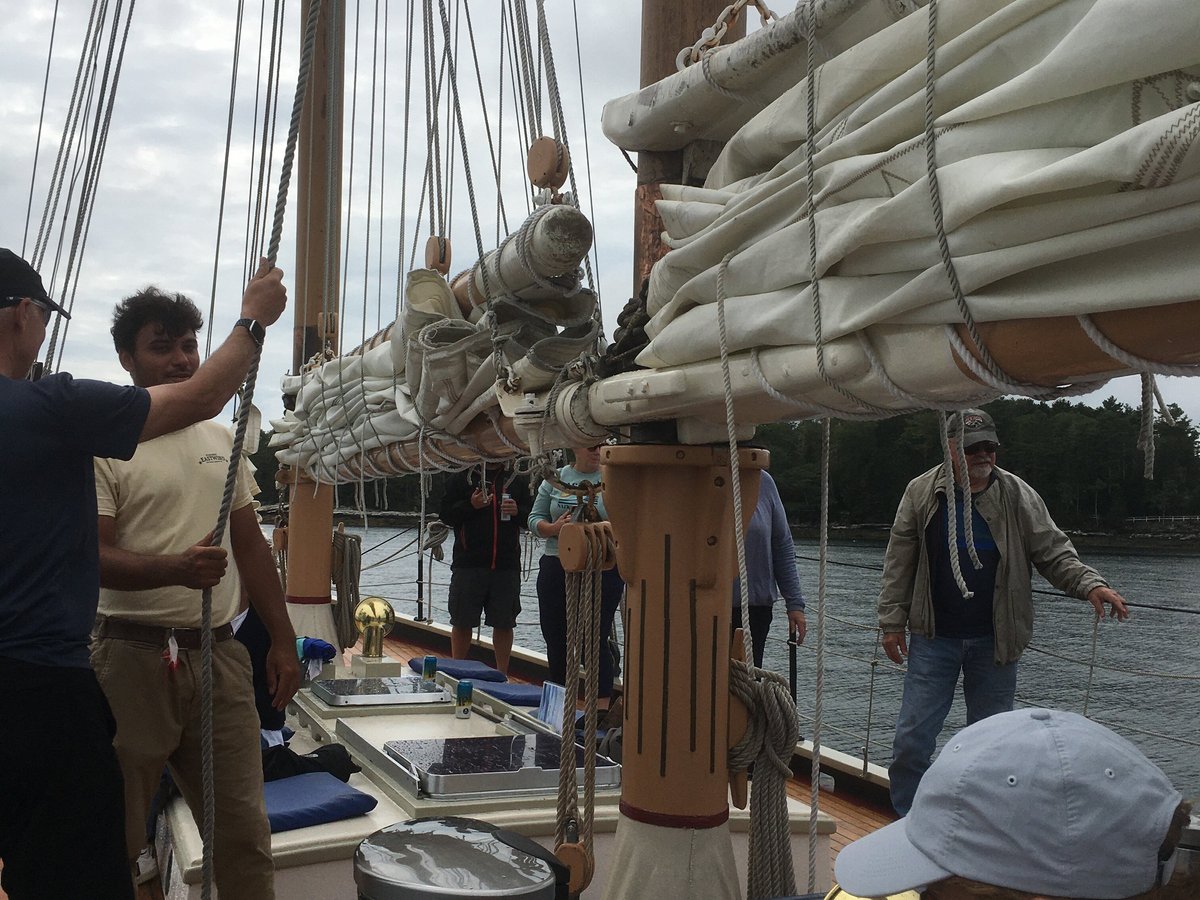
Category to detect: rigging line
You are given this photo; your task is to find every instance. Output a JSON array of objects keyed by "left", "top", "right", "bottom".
[
  {"left": 196, "top": 3, "right": 324, "bottom": 893},
  {"left": 441, "top": 1, "right": 460, "bottom": 240},
  {"left": 496, "top": 2, "right": 509, "bottom": 242},
  {"left": 503, "top": 1, "right": 535, "bottom": 216},
  {"left": 434, "top": 0, "right": 486, "bottom": 259},
  {"left": 324, "top": 0, "right": 343, "bottom": 325},
  {"left": 800, "top": 0, "right": 887, "bottom": 416},
  {"left": 789, "top": 551, "right": 1200, "bottom": 615},
  {"left": 53, "top": 0, "right": 138, "bottom": 373},
  {"left": 39, "top": 0, "right": 107, "bottom": 286},
  {"left": 240, "top": 0, "right": 270, "bottom": 285},
  {"left": 462, "top": 0, "right": 510, "bottom": 237},
  {"left": 533, "top": 0, "right": 598, "bottom": 309},
  {"left": 245, "top": 0, "right": 285, "bottom": 284},
  {"left": 47, "top": 0, "right": 134, "bottom": 372},
  {"left": 362, "top": 0, "right": 381, "bottom": 341},
  {"left": 570, "top": 0, "right": 602, "bottom": 299},
  {"left": 22, "top": 0, "right": 62, "bottom": 257},
  {"left": 511, "top": 0, "right": 542, "bottom": 145},
  {"left": 205, "top": 0, "right": 249, "bottom": 358},
  {"left": 376, "top": 0, "right": 389, "bottom": 331},
  {"left": 422, "top": 0, "right": 444, "bottom": 237},
  {"left": 30, "top": 0, "right": 104, "bottom": 269},
  {"left": 339, "top": 0, "right": 363, "bottom": 351},
  {"left": 256, "top": 0, "right": 289, "bottom": 267},
  {"left": 394, "top": 0, "right": 415, "bottom": 316}
]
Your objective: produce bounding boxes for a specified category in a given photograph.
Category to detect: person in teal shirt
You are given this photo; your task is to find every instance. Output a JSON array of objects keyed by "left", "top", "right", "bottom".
[{"left": 528, "top": 444, "right": 624, "bottom": 708}]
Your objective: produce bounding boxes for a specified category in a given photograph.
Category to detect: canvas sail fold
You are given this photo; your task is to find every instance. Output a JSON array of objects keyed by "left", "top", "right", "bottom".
[{"left": 593, "top": 0, "right": 1200, "bottom": 430}]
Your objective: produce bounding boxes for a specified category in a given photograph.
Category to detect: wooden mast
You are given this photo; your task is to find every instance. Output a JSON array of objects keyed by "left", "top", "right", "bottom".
[
  {"left": 633, "top": 0, "right": 744, "bottom": 293},
  {"left": 282, "top": 0, "right": 343, "bottom": 644},
  {"left": 598, "top": 5, "right": 762, "bottom": 899}
]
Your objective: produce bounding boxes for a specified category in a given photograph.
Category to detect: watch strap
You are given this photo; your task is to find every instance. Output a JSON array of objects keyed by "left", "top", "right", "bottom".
[{"left": 235, "top": 317, "right": 266, "bottom": 347}]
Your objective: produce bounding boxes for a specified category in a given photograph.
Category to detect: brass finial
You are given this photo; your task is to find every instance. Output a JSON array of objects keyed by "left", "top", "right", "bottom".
[{"left": 354, "top": 596, "right": 395, "bottom": 659}]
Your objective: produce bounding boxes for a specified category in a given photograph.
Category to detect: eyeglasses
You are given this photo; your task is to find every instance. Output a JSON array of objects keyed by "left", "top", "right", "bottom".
[
  {"left": 964, "top": 441, "right": 998, "bottom": 456},
  {"left": 1, "top": 296, "right": 53, "bottom": 326}
]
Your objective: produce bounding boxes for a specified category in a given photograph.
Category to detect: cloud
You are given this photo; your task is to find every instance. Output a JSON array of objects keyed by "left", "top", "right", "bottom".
[{"left": 3, "top": 1, "right": 1198, "bottom": 435}]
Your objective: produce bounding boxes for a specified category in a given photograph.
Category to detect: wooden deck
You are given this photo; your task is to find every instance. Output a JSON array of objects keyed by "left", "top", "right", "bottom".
[{"left": 0, "top": 632, "right": 893, "bottom": 900}]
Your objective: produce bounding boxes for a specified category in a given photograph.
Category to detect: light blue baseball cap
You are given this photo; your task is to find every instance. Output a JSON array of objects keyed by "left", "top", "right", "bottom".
[{"left": 835, "top": 708, "right": 1181, "bottom": 898}]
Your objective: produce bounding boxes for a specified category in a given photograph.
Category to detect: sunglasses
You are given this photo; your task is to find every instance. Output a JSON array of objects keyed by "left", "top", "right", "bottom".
[
  {"left": 1, "top": 296, "right": 53, "bottom": 325},
  {"left": 964, "top": 441, "right": 999, "bottom": 456}
]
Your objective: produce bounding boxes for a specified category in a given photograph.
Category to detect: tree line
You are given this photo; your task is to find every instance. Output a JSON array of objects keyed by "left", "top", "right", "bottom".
[
  {"left": 249, "top": 396, "right": 1200, "bottom": 533},
  {"left": 754, "top": 397, "right": 1200, "bottom": 531}
]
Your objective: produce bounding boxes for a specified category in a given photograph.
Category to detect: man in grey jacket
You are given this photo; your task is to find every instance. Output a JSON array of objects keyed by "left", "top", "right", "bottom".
[{"left": 878, "top": 408, "right": 1128, "bottom": 815}]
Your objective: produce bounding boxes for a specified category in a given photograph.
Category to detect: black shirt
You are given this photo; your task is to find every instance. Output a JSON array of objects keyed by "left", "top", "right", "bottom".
[{"left": 926, "top": 486, "right": 1000, "bottom": 639}]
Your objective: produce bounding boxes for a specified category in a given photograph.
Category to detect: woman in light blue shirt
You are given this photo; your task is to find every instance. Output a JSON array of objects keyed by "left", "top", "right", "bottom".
[{"left": 528, "top": 444, "right": 625, "bottom": 708}]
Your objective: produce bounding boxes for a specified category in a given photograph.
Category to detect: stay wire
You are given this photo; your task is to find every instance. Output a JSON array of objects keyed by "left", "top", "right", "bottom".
[
  {"left": 23, "top": 0, "right": 61, "bottom": 257},
  {"left": 205, "top": 0, "right": 248, "bottom": 358}
]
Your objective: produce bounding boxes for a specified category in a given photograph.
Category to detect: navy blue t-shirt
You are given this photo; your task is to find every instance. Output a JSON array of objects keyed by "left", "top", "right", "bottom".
[
  {"left": 1, "top": 372, "right": 150, "bottom": 667},
  {"left": 926, "top": 488, "right": 1000, "bottom": 639}
]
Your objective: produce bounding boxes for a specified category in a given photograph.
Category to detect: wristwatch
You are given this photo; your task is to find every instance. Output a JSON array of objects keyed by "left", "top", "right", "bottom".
[{"left": 234, "top": 317, "right": 266, "bottom": 348}]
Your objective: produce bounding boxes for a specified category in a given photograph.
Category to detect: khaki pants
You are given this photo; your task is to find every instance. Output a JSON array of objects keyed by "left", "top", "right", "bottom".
[{"left": 92, "top": 637, "right": 274, "bottom": 900}]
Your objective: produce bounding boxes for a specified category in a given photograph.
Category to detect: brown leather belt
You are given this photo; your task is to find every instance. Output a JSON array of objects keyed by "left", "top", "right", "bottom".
[{"left": 94, "top": 616, "right": 234, "bottom": 650}]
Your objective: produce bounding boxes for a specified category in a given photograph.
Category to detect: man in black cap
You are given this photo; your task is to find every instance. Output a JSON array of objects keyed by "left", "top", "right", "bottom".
[
  {"left": 0, "top": 248, "right": 287, "bottom": 899},
  {"left": 877, "top": 407, "right": 1129, "bottom": 816}
]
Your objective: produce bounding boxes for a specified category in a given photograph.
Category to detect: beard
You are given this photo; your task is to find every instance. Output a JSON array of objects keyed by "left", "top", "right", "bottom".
[{"left": 967, "top": 460, "right": 994, "bottom": 484}]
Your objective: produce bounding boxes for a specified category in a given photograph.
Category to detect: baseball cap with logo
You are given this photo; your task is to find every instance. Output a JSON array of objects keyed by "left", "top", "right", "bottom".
[
  {"left": 945, "top": 408, "right": 997, "bottom": 446},
  {"left": 835, "top": 708, "right": 1182, "bottom": 898},
  {"left": 0, "top": 248, "right": 71, "bottom": 319}
]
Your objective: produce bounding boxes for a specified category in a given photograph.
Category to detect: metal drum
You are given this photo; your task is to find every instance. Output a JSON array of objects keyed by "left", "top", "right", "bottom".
[{"left": 354, "top": 816, "right": 560, "bottom": 899}]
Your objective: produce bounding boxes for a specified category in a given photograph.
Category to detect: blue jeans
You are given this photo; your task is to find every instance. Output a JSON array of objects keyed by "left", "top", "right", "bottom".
[{"left": 889, "top": 633, "right": 1017, "bottom": 815}]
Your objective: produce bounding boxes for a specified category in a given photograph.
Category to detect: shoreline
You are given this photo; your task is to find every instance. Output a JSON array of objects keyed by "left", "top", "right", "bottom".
[
  {"left": 793, "top": 525, "right": 1200, "bottom": 556},
  {"left": 259, "top": 507, "right": 1200, "bottom": 557}
]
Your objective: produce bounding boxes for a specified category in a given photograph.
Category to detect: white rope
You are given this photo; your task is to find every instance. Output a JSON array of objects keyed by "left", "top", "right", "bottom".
[
  {"left": 718, "top": 253, "right": 799, "bottom": 900},
  {"left": 938, "top": 412, "right": 973, "bottom": 599}
]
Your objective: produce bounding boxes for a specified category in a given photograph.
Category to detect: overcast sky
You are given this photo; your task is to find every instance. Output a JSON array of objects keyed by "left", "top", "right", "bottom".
[{"left": 3, "top": 1, "right": 1198, "bottom": 433}]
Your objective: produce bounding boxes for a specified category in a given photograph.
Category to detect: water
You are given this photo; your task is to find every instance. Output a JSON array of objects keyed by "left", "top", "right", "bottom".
[{"left": 348, "top": 525, "right": 1200, "bottom": 798}]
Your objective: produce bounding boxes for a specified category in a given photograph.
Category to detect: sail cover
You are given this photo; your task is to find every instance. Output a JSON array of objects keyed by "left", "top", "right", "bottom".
[{"left": 592, "top": 0, "right": 1200, "bottom": 429}]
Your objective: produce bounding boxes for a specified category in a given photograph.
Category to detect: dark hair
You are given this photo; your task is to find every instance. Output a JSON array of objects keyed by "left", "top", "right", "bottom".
[{"left": 110, "top": 287, "right": 203, "bottom": 354}]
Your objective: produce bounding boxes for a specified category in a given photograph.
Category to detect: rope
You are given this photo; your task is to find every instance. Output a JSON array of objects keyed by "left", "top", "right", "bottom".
[
  {"left": 205, "top": 0, "right": 248, "bottom": 357},
  {"left": 44, "top": 0, "right": 136, "bottom": 372},
  {"left": 197, "top": 0, "right": 322, "bottom": 893},
  {"left": 938, "top": 412, "right": 973, "bottom": 599},
  {"left": 22, "top": 0, "right": 61, "bottom": 256},
  {"left": 331, "top": 528, "right": 363, "bottom": 650},
  {"left": 805, "top": 416, "right": 830, "bottom": 893},
  {"left": 799, "top": 1, "right": 887, "bottom": 416},
  {"left": 717, "top": 253, "right": 798, "bottom": 899}
]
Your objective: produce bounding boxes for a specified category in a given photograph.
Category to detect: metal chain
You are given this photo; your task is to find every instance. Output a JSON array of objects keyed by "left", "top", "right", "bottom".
[{"left": 677, "top": 0, "right": 778, "bottom": 71}]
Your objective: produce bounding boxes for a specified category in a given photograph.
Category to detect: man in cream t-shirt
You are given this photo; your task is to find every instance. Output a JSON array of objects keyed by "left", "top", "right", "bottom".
[{"left": 93, "top": 287, "right": 299, "bottom": 899}]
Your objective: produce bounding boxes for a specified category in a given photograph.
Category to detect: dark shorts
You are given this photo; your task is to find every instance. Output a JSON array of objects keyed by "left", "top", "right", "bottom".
[{"left": 448, "top": 567, "right": 522, "bottom": 629}]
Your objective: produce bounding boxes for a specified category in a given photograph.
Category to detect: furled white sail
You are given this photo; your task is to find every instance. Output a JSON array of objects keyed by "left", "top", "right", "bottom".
[
  {"left": 271, "top": 204, "right": 599, "bottom": 481},
  {"left": 590, "top": 0, "right": 1200, "bottom": 432}
]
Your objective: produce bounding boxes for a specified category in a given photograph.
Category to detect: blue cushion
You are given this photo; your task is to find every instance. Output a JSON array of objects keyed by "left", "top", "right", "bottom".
[
  {"left": 263, "top": 772, "right": 377, "bottom": 833},
  {"left": 476, "top": 682, "right": 544, "bottom": 706},
  {"left": 406, "top": 656, "right": 507, "bottom": 683}
]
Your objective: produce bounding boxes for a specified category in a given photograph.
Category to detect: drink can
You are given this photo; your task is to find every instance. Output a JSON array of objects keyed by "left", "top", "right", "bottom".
[
  {"left": 500, "top": 492, "right": 512, "bottom": 521},
  {"left": 455, "top": 679, "right": 473, "bottom": 718},
  {"left": 421, "top": 655, "right": 437, "bottom": 688}
]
